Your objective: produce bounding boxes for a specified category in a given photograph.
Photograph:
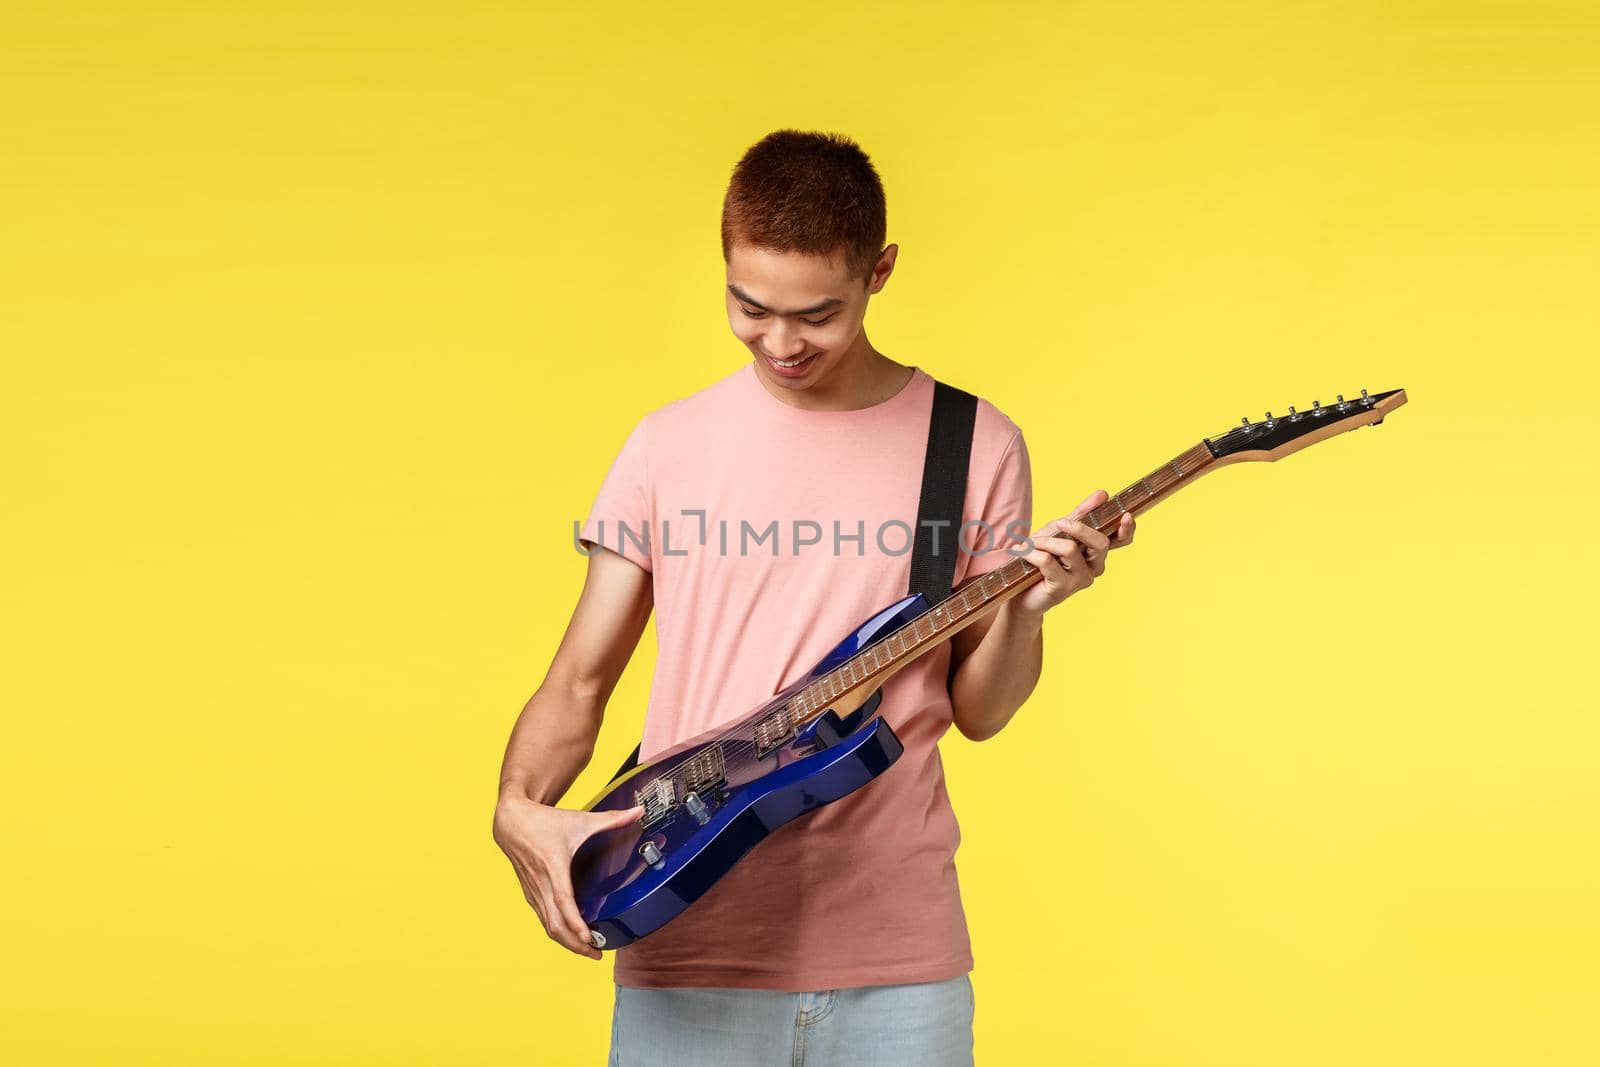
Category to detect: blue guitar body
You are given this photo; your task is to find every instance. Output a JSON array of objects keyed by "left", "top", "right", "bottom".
[{"left": 571, "top": 591, "right": 931, "bottom": 951}]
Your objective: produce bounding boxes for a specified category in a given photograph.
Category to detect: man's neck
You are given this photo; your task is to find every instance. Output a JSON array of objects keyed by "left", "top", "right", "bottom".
[{"left": 757, "top": 337, "right": 914, "bottom": 413}]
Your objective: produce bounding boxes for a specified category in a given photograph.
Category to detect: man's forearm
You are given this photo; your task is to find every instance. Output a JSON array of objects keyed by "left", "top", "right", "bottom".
[
  {"left": 497, "top": 681, "right": 607, "bottom": 805},
  {"left": 949, "top": 599, "right": 1044, "bottom": 741}
]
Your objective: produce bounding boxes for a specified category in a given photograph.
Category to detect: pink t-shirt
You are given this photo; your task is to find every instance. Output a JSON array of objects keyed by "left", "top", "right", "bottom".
[{"left": 576, "top": 362, "right": 1032, "bottom": 991}]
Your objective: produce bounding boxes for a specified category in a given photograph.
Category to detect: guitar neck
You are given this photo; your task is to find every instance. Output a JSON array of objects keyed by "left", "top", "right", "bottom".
[
  {"left": 1078, "top": 440, "right": 1216, "bottom": 535},
  {"left": 784, "top": 441, "right": 1217, "bottom": 730}
]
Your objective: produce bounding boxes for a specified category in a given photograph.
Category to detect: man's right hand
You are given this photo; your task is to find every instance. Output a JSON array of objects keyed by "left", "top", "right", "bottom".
[{"left": 493, "top": 795, "right": 645, "bottom": 960}]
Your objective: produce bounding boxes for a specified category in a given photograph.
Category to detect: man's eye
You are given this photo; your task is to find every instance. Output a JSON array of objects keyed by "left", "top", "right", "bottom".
[{"left": 740, "top": 305, "right": 834, "bottom": 326}]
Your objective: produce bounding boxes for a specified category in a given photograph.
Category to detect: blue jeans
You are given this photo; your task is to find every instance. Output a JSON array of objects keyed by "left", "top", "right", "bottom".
[{"left": 607, "top": 975, "right": 975, "bottom": 1066}]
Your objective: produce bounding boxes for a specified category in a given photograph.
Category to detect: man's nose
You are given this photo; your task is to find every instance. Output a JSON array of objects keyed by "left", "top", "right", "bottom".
[{"left": 766, "top": 321, "right": 806, "bottom": 358}]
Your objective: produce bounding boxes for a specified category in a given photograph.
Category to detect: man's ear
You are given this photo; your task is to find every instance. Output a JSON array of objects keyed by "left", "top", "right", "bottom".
[{"left": 867, "top": 244, "right": 898, "bottom": 294}]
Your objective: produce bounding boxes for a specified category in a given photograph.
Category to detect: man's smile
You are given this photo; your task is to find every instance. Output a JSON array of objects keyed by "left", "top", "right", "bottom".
[{"left": 763, "top": 351, "right": 820, "bottom": 377}]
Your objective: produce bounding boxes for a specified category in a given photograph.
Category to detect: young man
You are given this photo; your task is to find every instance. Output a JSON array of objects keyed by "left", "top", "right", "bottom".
[{"left": 493, "top": 129, "right": 1134, "bottom": 1066}]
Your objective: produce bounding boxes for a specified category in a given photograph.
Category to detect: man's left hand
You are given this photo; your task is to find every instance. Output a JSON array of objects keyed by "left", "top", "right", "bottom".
[{"left": 1007, "top": 489, "right": 1135, "bottom": 619}]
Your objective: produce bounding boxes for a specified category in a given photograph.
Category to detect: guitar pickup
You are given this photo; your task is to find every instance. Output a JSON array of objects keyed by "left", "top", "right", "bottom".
[
  {"left": 682, "top": 745, "right": 727, "bottom": 794},
  {"left": 753, "top": 711, "right": 796, "bottom": 759}
]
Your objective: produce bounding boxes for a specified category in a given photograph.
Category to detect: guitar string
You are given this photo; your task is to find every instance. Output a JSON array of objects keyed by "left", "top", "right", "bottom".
[
  {"left": 638, "top": 491, "right": 1191, "bottom": 795},
  {"left": 636, "top": 562, "right": 1035, "bottom": 792},
  {"left": 640, "top": 563, "right": 1128, "bottom": 803},
  {"left": 632, "top": 450, "right": 1218, "bottom": 798},
  {"left": 665, "top": 494, "right": 1176, "bottom": 772}
]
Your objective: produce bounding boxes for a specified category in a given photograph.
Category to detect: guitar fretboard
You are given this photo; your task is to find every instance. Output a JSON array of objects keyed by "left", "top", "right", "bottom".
[{"left": 780, "top": 440, "right": 1217, "bottom": 730}]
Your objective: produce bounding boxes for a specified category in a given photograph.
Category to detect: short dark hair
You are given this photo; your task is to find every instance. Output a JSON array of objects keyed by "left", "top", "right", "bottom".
[{"left": 721, "top": 129, "right": 887, "bottom": 283}]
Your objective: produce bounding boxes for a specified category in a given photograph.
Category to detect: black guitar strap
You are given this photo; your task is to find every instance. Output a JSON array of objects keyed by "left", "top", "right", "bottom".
[
  {"left": 909, "top": 379, "right": 979, "bottom": 608},
  {"left": 610, "top": 375, "right": 979, "bottom": 781},
  {"left": 909, "top": 378, "right": 979, "bottom": 692}
]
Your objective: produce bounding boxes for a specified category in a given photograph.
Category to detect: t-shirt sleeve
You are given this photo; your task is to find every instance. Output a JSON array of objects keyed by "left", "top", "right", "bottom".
[
  {"left": 576, "top": 417, "right": 654, "bottom": 573},
  {"left": 958, "top": 426, "right": 1033, "bottom": 584}
]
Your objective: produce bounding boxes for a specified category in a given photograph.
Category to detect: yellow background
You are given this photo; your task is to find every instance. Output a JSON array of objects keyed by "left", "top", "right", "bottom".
[{"left": 4, "top": 2, "right": 1597, "bottom": 1063}]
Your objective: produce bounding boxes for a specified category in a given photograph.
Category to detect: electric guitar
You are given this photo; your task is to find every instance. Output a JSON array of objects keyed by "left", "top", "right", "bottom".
[{"left": 573, "top": 387, "right": 1409, "bottom": 950}]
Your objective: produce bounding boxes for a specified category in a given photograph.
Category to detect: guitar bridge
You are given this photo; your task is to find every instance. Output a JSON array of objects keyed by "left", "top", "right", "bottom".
[{"left": 635, "top": 777, "right": 676, "bottom": 828}]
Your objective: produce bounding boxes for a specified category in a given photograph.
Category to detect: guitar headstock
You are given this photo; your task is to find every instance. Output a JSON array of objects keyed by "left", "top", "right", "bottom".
[{"left": 1205, "top": 388, "right": 1407, "bottom": 464}]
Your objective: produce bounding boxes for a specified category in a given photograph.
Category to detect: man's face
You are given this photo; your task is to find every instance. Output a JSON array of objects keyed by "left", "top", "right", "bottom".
[{"left": 725, "top": 241, "right": 893, "bottom": 393}]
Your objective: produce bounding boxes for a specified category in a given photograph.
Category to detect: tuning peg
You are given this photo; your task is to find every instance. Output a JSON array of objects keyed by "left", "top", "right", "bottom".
[
  {"left": 1240, "top": 417, "right": 1250, "bottom": 427},
  {"left": 1336, "top": 394, "right": 1348, "bottom": 412},
  {"left": 1312, "top": 399, "right": 1325, "bottom": 416},
  {"left": 1265, "top": 411, "right": 1277, "bottom": 427},
  {"left": 1360, "top": 388, "right": 1372, "bottom": 406},
  {"left": 1288, "top": 405, "right": 1301, "bottom": 421}
]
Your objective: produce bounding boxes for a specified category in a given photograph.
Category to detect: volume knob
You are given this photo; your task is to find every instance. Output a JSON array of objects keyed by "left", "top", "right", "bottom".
[
  {"left": 684, "top": 791, "right": 711, "bottom": 826},
  {"left": 639, "top": 840, "right": 665, "bottom": 869}
]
